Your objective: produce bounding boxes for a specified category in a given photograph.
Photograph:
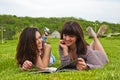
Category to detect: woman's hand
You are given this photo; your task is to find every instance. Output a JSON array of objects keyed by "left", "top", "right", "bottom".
[
  {"left": 76, "top": 58, "right": 87, "bottom": 70},
  {"left": 59, "top": 40, "right": 68, "bottom": 56},
  {"left": 59, "top": 40, "right": 67, "bottom": 48},
  {"left": 21, "top": 60, "right": 33, "bottom": 71}
]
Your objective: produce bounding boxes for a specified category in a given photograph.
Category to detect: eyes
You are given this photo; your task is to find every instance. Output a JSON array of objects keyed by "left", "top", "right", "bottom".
[
  {"left": 36, "top": 36, "right": 42, "bottom": 41},
  {"left": 63, "top": 34, "right": 75, "bottom": 37},
  {"left": 35, "top": 31, "right": 42, "bottom": 42}
]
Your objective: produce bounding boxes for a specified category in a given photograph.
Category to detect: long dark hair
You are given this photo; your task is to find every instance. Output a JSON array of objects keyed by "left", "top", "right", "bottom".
[
  {"left": 16, "top": 27, "right": 42, "bottom": 67},
  {"left": 61, "top": 21, "right": 89, "bottom": 56}
]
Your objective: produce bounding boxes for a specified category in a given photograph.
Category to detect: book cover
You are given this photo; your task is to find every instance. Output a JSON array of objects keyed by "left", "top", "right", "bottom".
[{"left": 30, "top": 60, "right": 77, "bottom": 73}]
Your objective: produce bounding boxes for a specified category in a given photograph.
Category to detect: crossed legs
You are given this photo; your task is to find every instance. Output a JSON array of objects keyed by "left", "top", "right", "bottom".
[
  {"left": 86, "top": 26, "right": 108, "bottom": 56},
  {"left": 90, "top": 35, "right": 107, "bottom": 56}
]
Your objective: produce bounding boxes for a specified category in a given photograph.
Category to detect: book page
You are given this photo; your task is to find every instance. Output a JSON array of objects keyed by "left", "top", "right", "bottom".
[{"left": 30, "top": 67, "right": 57, "bottom": 73}]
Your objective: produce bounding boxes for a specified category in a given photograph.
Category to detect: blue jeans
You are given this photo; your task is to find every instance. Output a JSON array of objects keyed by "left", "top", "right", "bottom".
[{"left": 49, "top": 54, "right": 56, "bottom": 66}]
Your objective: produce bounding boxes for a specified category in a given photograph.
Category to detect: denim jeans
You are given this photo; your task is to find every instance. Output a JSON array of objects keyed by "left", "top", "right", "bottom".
[{"left": 49, "top": 54, "right": 56, "bottom": 66}]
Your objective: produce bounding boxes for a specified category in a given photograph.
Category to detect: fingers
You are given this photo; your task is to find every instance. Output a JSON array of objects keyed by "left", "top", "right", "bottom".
[
  {"left": 77, "top": 58, "right": 87, "bottom": 70},
  {"left": 77, "top": 58, "right": 84, "bottom": 62},
  {"left": 60, "top": 40, "right": 65, "bottom": 44},
  {"left": 59, "top": 40, "right": 65, "bottom": 47},
  {"left": 22, "top": 60, "right": 33, "bottom": 71},
  {"left": 76, "top": 64, "right": 86, "bottom": 70},
  {"left": 77, "top": 58, "right": 84, "bottom": 65},
  {"left": 59, "top": 40, "right": 68, "bottom": 52}
]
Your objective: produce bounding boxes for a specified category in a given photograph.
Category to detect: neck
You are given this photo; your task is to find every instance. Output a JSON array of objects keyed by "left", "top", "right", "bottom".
[
  {"left": 69, "top": 45, "right": 77, "bottom": 61},
  {"left": 69, "top": 44, "right": 76, "bottom": 51}
]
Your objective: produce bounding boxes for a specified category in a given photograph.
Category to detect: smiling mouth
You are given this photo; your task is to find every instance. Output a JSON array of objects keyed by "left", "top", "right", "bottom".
[
  {"left": 65, "top": 42, "right": 71, "bottom": 45},
  {"left": 65, "top": 41, "right": 71, "bottom": 44}
]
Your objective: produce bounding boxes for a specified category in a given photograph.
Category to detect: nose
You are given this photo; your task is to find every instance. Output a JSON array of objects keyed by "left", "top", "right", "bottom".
[
  {"left": 38, "top": 38, "right": 42, "bottom": 43},
  {"left": 65, "top": 35, "right": 70, "bottom": 40}
]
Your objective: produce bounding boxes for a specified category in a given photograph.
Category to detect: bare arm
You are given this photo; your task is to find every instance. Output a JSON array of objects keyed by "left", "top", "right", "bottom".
[
  {"left": 22, "top": 44, "right": 51, "bottom": 70},
  {"left": 42, "top": 43, "right": 51, "bottom": 66},
  {"left": 36, "top": 43, "right": 51, "bottom": 69}
]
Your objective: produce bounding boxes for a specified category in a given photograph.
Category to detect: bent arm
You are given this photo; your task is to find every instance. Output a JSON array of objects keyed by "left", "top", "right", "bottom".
[
  {"left": 42, "top": 44, "right": 51, "bottom": 66},
  {"left": 59, "top": 46, "right": 71, "bottom": 65},
  {"left": 36, "top": 43, "right": 51, "bottom": 69}
]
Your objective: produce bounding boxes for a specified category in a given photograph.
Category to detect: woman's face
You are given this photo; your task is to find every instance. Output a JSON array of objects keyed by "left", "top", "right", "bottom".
[
  {"left": 36, "top": 31, "right": 42, "bottom": 51},
  {"left": 63, "top": 34, "right": 77, "bottom": 47}
]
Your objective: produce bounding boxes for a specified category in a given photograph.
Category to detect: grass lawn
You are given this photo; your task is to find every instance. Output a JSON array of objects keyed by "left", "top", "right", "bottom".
[{"left": 0, "top": 36, "right": 120, "bottom": 80}]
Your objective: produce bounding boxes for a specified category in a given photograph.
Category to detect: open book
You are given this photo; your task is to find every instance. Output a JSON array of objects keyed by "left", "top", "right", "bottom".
[{"left": 30, "top": 60, "right": 77, "bottom": 73}]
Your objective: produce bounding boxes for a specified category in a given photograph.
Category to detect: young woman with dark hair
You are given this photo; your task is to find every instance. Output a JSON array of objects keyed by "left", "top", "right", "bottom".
[
  {"left": 16, "top": 27, "right": 52, "bottom": 71},
  {"left": 59, "top": 21, "right": 109, "bottom": 70}
]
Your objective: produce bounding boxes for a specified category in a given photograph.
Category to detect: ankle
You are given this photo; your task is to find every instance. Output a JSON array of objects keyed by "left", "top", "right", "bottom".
[
  {"left": 93, "top": 35, "right": 98, "bottom": 39},
  {"left": 86, "top": 27, "right": 96, "bottom": 38}
]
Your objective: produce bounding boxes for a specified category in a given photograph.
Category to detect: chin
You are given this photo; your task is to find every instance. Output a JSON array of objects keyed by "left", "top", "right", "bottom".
[
  {"left": 66, "top": 44, "right": 71, "bottom": 47},
  {"left": 38, "top": 47, "right": 42, "bottom": 50}
]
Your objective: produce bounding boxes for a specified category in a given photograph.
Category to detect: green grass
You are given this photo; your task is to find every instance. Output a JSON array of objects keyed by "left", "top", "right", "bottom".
[{"left": 0, "top": 37, "right": 120, "bottom": 80}]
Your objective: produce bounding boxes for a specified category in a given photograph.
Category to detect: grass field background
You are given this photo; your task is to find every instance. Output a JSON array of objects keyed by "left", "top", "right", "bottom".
[{"left": 0, "top": 36, "right": 120, "bottom": 80}]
